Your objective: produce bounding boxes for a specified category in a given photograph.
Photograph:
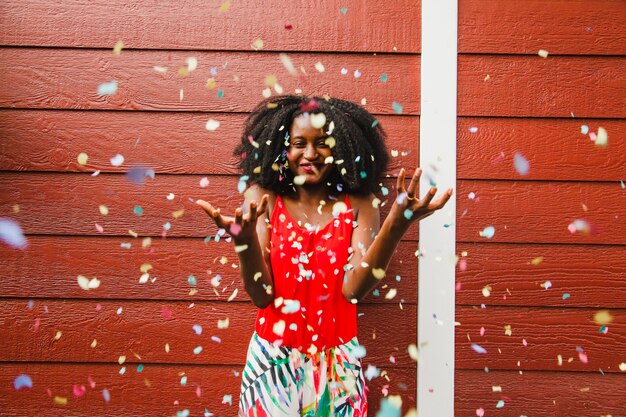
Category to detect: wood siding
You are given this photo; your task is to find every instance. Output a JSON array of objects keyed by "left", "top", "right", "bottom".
[
  {"left": 0, "top": 1, "right": 420, "bottom": 415},
  {"left": 455, "top": 0, "right": 626, "bottom": 416}
]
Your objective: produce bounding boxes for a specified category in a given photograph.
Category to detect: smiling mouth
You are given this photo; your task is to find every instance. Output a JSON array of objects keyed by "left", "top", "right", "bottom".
[{"left": 300, "top": 163, "right": 322, "bottom": 173}]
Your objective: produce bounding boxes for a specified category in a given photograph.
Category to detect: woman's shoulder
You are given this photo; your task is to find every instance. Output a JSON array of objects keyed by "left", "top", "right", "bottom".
[{"left": 347, "top": 192, "right": 379, "bottom": 219}]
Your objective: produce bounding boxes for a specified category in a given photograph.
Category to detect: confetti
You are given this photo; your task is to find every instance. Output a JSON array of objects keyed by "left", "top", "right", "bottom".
[
  {"left": 192, "top": 325, "right": 203, "bottom": 335},
  {"left": 593, "top": 310, "right": 613, "bottom": 325},
  {"left": 354, "top": 69, "right": 361, "bottom": 78},
  {"left": 407, "top": 344, "right": 419, "bottom": 361},
  {"left": 385, "top": 288, "right": 397, "bottom": 299},
  {"left": 476, "top": 408, "right": 485, "bottom": 417},
  {"left": 372, "top": 268, "right": 386, "bottom": 280},
  {"left": 133, "top": 206, "right": 143, "bottom": 216},
  {"left": 364, "top": 364, "right": 380, "bottom": 381},
  {"left": 340, "top": 68, "right": 348, "bottom": 75},
  {"left": 77, "top": 152, "right": 89, "bottom": 165},
  {"left": 340, "top": 7, "right": 348, "bottom": 14},
  {"left": 538, "top": 49, "right": 549, "bottom": 58},
  {"left": 102, "top": 388, "right": 111, "bottom": 402},
  {"left": 541, "top": 280, "right": 552, "bottom": 290},
  {"left": 219, "top": 1, "right": 231, "bottom": 12},
  {"left": 97, "top": 81, "right": 118, "bottom": 96},
  {"left": 99, "top": 205, "right": 109, "bottom": 215},
  {"left": 279, "top": 53, "right": 297, "bottom": 76},
  {"left": 222, "top": 394, "right": 233, "bottom": 406},
  {"left": 13, "top": 374, "right": 32, "bottom": 390},
  {"left": 513, "top": 152, "right": 530, "bottom": 175},
  {"left": 113, "top": 40, "right": 124, "bottom": 55},
  {"left": 469, "top": 127, "right": 478, "bottom": 133},
  {"left": 251, "top": 38, "right": 264, "bottom": 50},
  {"left": 471, "top": 343, "right": 487, "bottom": 354},
  {"left": 185, "top": 57, "right": 198, "bottom": 72},
  {"left": 562, "top": 293, "right": 570, "bottom": 300},
  {"left": 596, "top": 127, "right": 608, "bottom": 147},
  {"left": 479, "top": 226, "right": 495, "bottom": 238},
  {"left": 54, "top": 396, "right": 68, "bottom": 405},
  {"left": 310, "top": 113, "right": 326, "bottom": 129},
  {"left": 619, "top": 362, "right": 626, "bottom": 372},
  {"left": 496, "top": 400, "right": 505, "bottom": 408},
  {"left": 77, "top": 275, "right": 101, "bottom": 290},
  {"left": 376, "top": 395, "right": 402, "bottom": 417},
  {"left": 110, "top": 154, "right": 124, "bottom": 167},
  {"left": 0, "top": 218, "right": 28, "bottom": 249},
  {"left": 314, "top": 62, "right": 325, "bottom": 73},
  {"left": 205, "top": 119, "right": 220, "bottom": 131},
  {"left": 126, "top": 166, "right": 155, "bottom": 185},
  {"left": 380, "top": 73, "right": 388, "bottom": 82},
  {"left": 193, "top": 346, "right": 203, "bottom": 355},
  {"left": 568, "top": 219, "right": 590, "bottom": 234},
  {"left": 391, "top": 102, "right": 403, "bottom": 114},
  {"left": 581, "top": 125, "right": 589, "bottom": 134},
  {"left": 177, "top": 410, "right": 190, "bottom": 417},
  {"left": 294, "top": 175, "right": 306, "bottom": 185},
  {"left": 217, "top": 318, "right": 229, "bottom": 329}
]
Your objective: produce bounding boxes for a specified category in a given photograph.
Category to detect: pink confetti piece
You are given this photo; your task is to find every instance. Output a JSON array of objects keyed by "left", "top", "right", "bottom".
[
  {"left": 73, "top": 384, "right": 86, "bottom": 397},
  {"left": 476, "top": 408, "right": 485, "bottom": 417},
  {"left": 95, "top": 223, "right": 104, "bottom": 233}
]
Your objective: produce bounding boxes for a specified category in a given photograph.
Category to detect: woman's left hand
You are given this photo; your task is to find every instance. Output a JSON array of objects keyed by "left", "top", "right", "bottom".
[{"left": 387, "top": 167, "right": 453, "bottom": 231}]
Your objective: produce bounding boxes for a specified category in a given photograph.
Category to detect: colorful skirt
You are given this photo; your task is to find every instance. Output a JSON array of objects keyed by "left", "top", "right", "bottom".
[{"left": 238, "top": 332, "right": 368, "bottom": 417}]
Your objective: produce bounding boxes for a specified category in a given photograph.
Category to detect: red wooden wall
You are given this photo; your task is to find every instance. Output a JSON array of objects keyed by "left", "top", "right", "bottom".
[
  {"left": 456, "top": 1, "right": 626, "bottom": 416},
  {"left": 0, "top": 1, "right": 421, "bottom": 415}
]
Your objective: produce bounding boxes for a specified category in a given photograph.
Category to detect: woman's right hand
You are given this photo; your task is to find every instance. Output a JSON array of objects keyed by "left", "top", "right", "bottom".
[{"left": 196, "top": 194, "right": 269, "bottom": 243}]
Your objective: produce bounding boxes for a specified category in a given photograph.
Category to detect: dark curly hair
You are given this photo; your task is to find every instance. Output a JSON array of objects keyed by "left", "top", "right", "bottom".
[{"left": 234, "top": 95, "right": 389, "bottom": 196}]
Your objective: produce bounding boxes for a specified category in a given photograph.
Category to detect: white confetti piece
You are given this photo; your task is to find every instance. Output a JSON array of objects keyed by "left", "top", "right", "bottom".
[
  {"left": 251, "top": 38, "right": 264, "bottom": 50},
  {"left": 217, "top": 318, "right": 229, "bottom": 329},
  {"left": 513, "top": 152, "right": 530, "bottom": 175},
  {"left": 538, "top": 49, "right": 549, "bottom": 58},
  {"left": 205, "top": 119, "right": 220, "bottom": 131},
  {"left": 97, "top": 81, "right": 118, "bottom": 96},
  {"left": 153, "top": 66, "right": 168, "bottom": 74},
  {"left": 469, "top": 127, "right": 478, "bottom": 133},
  {"left": 0, "top": 218, "right": 27, "bottom": 249},
  {"left": 479, "top": 226, "right": 495, "bottom": 238},
  {"left": 77, "top": 275, "right": 100, "bottom": 290},
  {"left": 279, "top": 53, "right": 297, "bottom": 76},
  {"left": 110, "top": 154, "right": 124, "bottom": 167},
  {"left": 200, "top": 177, "right": 210, "bottom": 188},
  {"left": 314, "top": 62, "right": 325, "bottom": 73},
  {"left": 596, "top": 127, "right": 608, "bottom": 147},
  {"left": 185, "top": 57, "right": 198, "bottom": 71},
  {"left": 310, "top": 113, "right": 326, "bottom": 129},
  {"left": 293, "top": 175, "right": 306, "bottom": 185}
]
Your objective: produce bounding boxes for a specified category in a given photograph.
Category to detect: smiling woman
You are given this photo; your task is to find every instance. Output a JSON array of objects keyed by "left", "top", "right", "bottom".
[{"left": 195, "top": 95, "right": 453, "bottom": 416}]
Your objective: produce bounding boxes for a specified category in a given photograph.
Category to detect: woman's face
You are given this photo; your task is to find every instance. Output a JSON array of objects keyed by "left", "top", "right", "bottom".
[{"left": 286, "top": 113, "right": 334, "bottom": 186}]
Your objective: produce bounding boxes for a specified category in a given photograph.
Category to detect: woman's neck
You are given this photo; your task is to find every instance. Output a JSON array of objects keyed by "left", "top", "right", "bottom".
[{"left": 289, "top": 185, "right": 339, "bottom": 206}]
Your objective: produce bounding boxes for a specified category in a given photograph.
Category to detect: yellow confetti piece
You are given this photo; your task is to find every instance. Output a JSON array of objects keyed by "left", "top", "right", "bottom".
[
  {"left": 251, "top": 38, "right": 264, "bottom": 50},
  {"left": 219, "top": 256, "right": 228, "bottom": 265},
  {"left": 619, "top": 362, "right": 626, "bottom": 371},
  {"left": 54, "top": 396, "right": 68, "bottom": 405},
  {"left": 118, "top": 355, "right": 126, "bottom": 364},
  {"left": 77, "top": 152, "right": 88, "bottom": 165},
  {"left": 324, "top": 137, "right": 336, "bottom": 148},
  {"left": 227, "top": 288, "right": 238, "bottom": 302},
  {"left": 91, "top": 339, "right": 97, "bottom": 348},
  {"left": 504, "top": 325, "right": 512, "bottom": 336},
  {"left": 54, "top": 331, "right": 62, "bottom": 340},
  {"left": 139, "top": 264, "right": 152, "bottom": 273},
  {"left": 264, "top": 74, "right": 278, "bottom": 87},
  {"left": 596, "top": 127, "right": 608, "bottom": 147},
  {"left": 142, "top": 237, "right": 152, "bottom": 248},
  {"left": 531, "top": 256, "right": 543, "bottom": 265},
  {"left": 128, "top": 229, "right": 138, "bottom": 238},
  {"left": 99, "top": 205, "right": 109, "bottom": 215},
  {"left": 172, "top": 208, "right": 185, "bottom": 219},
  {"left": 178, "top": 67, "right": 190, "bottom": 77},
  {"left": 217, "top": 318, "right": 229, "bottom": 329},
  {"left": 165, "top": 343, "right": 170, "bottom": 353},
  {"left": 593, "top": 310, "right": 614, "bottom": 325},
  {"left": 113, "top": 40, "right": 124, "bottom": 55},
  {"left": 219, "top": 1, "right": 231, "bottom": 12},
  {"left": 206, "top": 78, "right": 216, "bottom": 89},
  {"left": 235, "top": 244, "right": 249, "bottom": 253},
  {"left": 77, "top": 275, "right": 101, "bottom": 290},
  {"left": 372, "top": 268, "right": 386, "bottom": 280},
  {"left": 407, "top": 344, "right": 419, "bottom": 362}
]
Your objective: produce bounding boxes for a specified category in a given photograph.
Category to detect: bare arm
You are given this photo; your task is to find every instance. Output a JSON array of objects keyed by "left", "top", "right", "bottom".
[
  {"left": 342, "top": 168, "right": 453, "bottom": 302},
  {"left": 196, "top": 185, "right": 275, "bottom": 308}
]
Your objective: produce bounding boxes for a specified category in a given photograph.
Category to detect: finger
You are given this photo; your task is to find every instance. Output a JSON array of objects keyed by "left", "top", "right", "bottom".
[
  {"left": 430, "top": 189, "right": 454, "bottom": 209},
  {"left": 396, "top": 168, "right": 406, "bottom": 193},
  {"left": 419, "top": 187, "right": 438, "bottom": 207},
  {"left": 196, "top": 199, "right": 217, "bottom": 217},
  {"left": 406, "top": 168, "right": 422, "bottom": 197},
  {"left": 235, "top": 207, "right": 243, "bottom": 224},
  {"left": 249, "top": 200, "right": 258, "bottom": 221},
  {"left": 257, "top": 194, "right": 269, "bottom": 217}
]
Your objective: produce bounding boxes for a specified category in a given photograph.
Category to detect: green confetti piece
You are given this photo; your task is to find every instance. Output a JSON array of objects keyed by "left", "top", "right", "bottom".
[{"left": 133, "top": 206, "right": 143, "bottom": 216}]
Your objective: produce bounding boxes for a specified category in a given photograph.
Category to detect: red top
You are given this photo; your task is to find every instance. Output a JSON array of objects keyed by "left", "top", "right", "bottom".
[{"left": 255, "top": 194, "right": 357, "bottom": 353}]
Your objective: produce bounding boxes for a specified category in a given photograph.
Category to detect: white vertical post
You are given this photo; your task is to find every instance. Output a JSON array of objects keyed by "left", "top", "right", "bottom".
[{"left": 418, "top": 0, "right": 458, "bottom": 416}]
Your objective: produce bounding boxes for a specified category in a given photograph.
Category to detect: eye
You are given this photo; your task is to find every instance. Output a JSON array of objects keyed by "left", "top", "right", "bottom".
[{"left": 292, "top": 140, "right": 306, "bottom": 148}]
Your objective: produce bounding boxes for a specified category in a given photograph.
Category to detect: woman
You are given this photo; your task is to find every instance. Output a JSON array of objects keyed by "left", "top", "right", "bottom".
[{"left": 196, "top": 95, "right": 452, "bottom": 416}]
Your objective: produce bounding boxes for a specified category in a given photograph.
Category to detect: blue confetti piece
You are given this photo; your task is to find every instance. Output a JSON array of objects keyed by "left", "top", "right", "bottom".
[
  {"left": 513, "top": 152, "right": 530, "bottom": 176},
  {"left": 289, "top": 323, "right": 298, "bottom": 331},
  {"left": 479, "top": 226, "right": 495, "bottom": 238},
  {"left": 210, "top": 67, "right": 218, "bottom": 76},
  {"left": 97, "top": 80, "right": 118, "bottom": 96},
  {"left": 380, "top": 73, "right": 388, "bottom": 82},
  {"left": 372, "top": 289, "right": 380, "bottom": 296},
  {"left": 102, "top": 388, "right": 111, "bottom": 403},
  {"left": 163, "top": 222, "right": 171, "bottom": 231},
  {"left": 223, "top": 394, "right": 233, "bottom": 406},
  {"left": 193, "top": 346, "right": 203, "bottom": 354},
  {"left": 13, "top": 374, "right": 32, "bottom": 390},
  {"left": 371, "top": 120, "right": 379, "bottom": 127},
  {"left": 211, "top": 336, "right": 222, "bottom": 343},
  {"left": 126, "top": 166, "right": 155, "bottom": 185},
  {"left": 376, "top": 396, "right": 401, "bottom": 417},
  {"left": 581, "top": 125, "right": 589, "bottom": 134},
  {"left": 403, "top": 209, "right": 413, "bottom": 219},
  {"left": 192, "top": 324, "right": 203, "bottom": 335},
  {"left": 471, "top": 343, "right": 487, "bottom": 354},
  {"left": 0, "top": 218, "right": 28, "bottom": 249},
  {"left": 562, "top": 293, "right": 570, "bottom": 300},
  {"left": 217, "top": 89, "right": 224, "bottom": 98},
  {"left": 188, "top": 275, "right": 197, "bottom": 286},
  {"left": 496, "top": 400, "right": 505, "bottom": 408},
  {"left": 181, "top": 376, "right": 187, "bottom": 386},
  {"left": 119, "top": 367, "right": 126, "bottom": 375},
  {"left": 381, "top": 186, "right": 389, "bottom": 196},
  {"left": 396, "top": 275, "right": 401, "bottom": 281},
  {"left": 137, "top": 364, "right": 143, "bottom": 372},
  {"left": 340, "top": 7, "right": 348, "bottom": 14},
  {"left": 352, "top": 344, "right": 367, "bottom": 359},
  {"left": 120, "top": 242, "right": 132, "bottom": 249},
  {"left": 177, "top": 410, "right": 190, "bottom": 417},
  {"left": 360, "top": 171, "right": 367, "bottom": 179},
  {"left": 392, "top": 101, "right": 403, "bottom": 114},
  {"left": 133, "top": 206, "right": 143, "bottom": 216}
]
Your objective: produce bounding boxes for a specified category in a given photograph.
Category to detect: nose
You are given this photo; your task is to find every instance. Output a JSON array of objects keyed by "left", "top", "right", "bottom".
[{"left": 303, "top": 144, "right": 318, "bottom": 160}]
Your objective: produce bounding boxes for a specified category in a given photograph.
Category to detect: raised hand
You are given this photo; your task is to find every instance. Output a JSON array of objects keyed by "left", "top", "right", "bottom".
[
  {"left": 388, "top": 167, "right": 453, "bottom": 230},
  {"left": 196, "top": 194, "right": 269, "bottom": 243}
]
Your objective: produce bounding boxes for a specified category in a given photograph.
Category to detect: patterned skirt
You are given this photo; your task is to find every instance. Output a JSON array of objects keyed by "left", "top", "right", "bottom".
[{"left": 238, "top": 332, "right": 368, "bottom": 417}]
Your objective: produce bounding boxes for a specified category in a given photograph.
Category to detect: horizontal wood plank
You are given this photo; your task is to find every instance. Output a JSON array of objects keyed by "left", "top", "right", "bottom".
[
  {"left": 457, "top": 180, "right": 626, "bottom": 244},
  {"left": 456, "top": 369, "right": 626, "bottom": 416},
  {"left": 457, "top": 117, "right": 626, "bottom": 181},
  {"left": 0, "top": 300, "right": 418, "bottom": 368},
  {"left": 0, "top": 48, "right": 420, "bottom": 114},
  {"left": 0, "top": 173, "right": 420, "bottom": 240},
  {"left": 456, "top": 243, "right": 626, "bottom": 308},
  {"left": 0, "top": 109, "right": 418, "bottom": 175},
  {"left": 0, "top": 363, "right": 416, "bottom": 416},
  {"left": 459, "top": 0, "right": 626, "bottom": 55},
  {"left": 0, "top": 236, "right": 418, "bottom": 303},
  {"left": 456, "top": 306, "right": 626, "bottom": 372},
  {"left": 458, "top": 55, "right": 626, "bottom": 118},
  {"left": 0, "top": 0, "right": 421, "bottom": 53}
]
